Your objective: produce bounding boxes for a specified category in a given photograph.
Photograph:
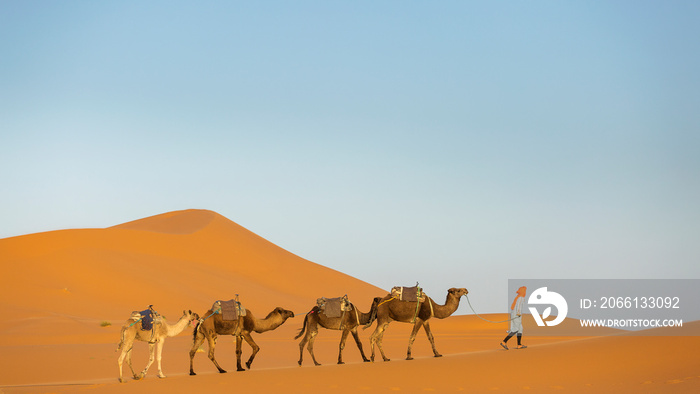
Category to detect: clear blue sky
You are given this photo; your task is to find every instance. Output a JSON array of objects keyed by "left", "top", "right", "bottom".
[{"left": 2, "top": 1, "right": 699, "bottom": 313}]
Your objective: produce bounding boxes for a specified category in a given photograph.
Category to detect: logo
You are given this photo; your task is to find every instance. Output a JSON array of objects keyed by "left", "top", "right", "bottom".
[{"left": 528, "top": 287, "right": 568, "bottom": 326}]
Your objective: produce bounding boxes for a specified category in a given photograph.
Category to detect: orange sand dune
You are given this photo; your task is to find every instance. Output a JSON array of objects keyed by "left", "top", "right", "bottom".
[
  {"left": 1, "top": 210, "right": 698, "bottom": 393},
  {"left": 0, "top": 209, "right": 383, "bottom": 342}
]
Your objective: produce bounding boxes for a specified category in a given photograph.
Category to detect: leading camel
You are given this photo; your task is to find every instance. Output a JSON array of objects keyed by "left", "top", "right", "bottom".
[
  {"left": 117, "top": 309, "right": 199, "bottom": 383},
  {"left": 296, "top": 297, "right": 382, "bottom": 366},
  {"left": 189, "top": 306, "right": 294, "bottom": 375},
  {"left": 369, "top": 287, "right": 468, "bottom": 362}
]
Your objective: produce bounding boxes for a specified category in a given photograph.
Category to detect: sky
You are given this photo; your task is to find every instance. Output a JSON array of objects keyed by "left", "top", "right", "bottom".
[{"left": 2, "top": 1, "right": 699, "bottom": 313}]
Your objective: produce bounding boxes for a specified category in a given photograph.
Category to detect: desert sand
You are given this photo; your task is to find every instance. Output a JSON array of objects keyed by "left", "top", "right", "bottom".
[{"left": 1, "top": 209, "right": 698, "bottom": 393}]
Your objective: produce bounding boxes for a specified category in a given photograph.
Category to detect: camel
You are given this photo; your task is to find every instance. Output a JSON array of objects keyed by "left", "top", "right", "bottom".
[
  {"left": 368, "top": 287, "right": 468, "bottom": 362},
  {"left": 295, "top": 297, "right": 382, "bottom": 366},
  {"left": 189, "top": 306, "right": 294, "bottom": 375},
  {"left": 117, "top": 309, "right": 199, "bottom": 383}
]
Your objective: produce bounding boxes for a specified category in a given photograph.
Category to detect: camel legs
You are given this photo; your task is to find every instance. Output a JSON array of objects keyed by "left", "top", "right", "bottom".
[
  {"left": 116, "top": 330, "right": 172, "bottom": 382},
  {"left": 189, "top": 331, "right": 205, "bottom": 375},
  {"left": 206, "top": 334, "right": 227, "bottom": 373},
  {"left": 126, "top": 346, "right": 138, "bottom": 378},
  {"left": 117, "top": 348, "right": 126, "bottom": 383},
  {"left": 241, "top": 332, "right": 260, "bottom": 370},
  {"left": 337, "top": 329, "right": 350, "bottom": 364},
  {"left": 406, "top": 320, "right": 423, "bottom": 360},
  {"left": 369, "top": 321, "right": 391, "bottom": 362},
  {"left": 117, "top": 344, "right": 135, "bottom": 383},
  {"left": 338, "top": 327, "right": 368, "bottom": 364},
  {"left": 423, "top": 321, "right": 442, "bottom": 358},
  {"left": 406, "top": 320, "right": 441, "bottom": 360},
  {"left": 377, "top": 328, "right": 389, "bottom": 361},
  {"left": 350, "top": 327, "right": 370, "bottom": 362},
  {"left": 297, "top": 325, "right": 321, "bottom": 366},
  {"left": 297, "top": 331, "right": 307, "bottom": 366},
  {"left": 235, "top": 335, "right": 246, "bottom": 371},
  {"left": 155, "top": 340, "right": 167, "bottom": 378},
  {"left": 117, "top": 330, "right": 138, "bottom": 383},
  {"left": 136, "top": 342, "right": 156, "bottom": 379},
  {"left": 207, "top": 335, "right": 226, "bottom": 373}
]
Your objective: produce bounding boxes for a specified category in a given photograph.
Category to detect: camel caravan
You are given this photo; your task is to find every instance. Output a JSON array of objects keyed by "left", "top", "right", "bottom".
[{"left": 116, "top": 285, "right": 468, "bottom": 382}]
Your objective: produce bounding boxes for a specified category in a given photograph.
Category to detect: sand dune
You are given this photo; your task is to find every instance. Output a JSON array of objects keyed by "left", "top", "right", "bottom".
[
  {"left": 1, "top": 210, "right": 382, "bottom": 334},
  {"left": 1, "top": 210, "right": 698, "bottom": 393}
]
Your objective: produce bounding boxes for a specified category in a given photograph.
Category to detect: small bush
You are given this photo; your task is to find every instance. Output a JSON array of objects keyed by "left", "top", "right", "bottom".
[{"left": 100, "top": 321, "right": 112, "bottom": 327}]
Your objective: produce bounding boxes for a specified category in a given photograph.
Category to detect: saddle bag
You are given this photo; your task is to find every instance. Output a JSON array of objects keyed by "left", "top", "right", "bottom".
[
  {"left": 316, "top": 295, "right": 352, "bottom": 318},
  {"left": 391, "top": 285, "right": 426, "bottom": 302},
  {"left": 212, "top": 299, "right": 246, "bottom": 321}
]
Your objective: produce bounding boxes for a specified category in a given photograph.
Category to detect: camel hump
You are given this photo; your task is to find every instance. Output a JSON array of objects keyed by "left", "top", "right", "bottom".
[
  {"left": 391, "top": 285, "right": 426, "bottom": 302},
  {"left": 138, "top": 309, "right": 155, "bottom": 331},
  {"left": 316, "top": 295, "right": 352, "bottom": 318},
  {"left": 213, "top": 299, "right": 246, "bottom": 321}
]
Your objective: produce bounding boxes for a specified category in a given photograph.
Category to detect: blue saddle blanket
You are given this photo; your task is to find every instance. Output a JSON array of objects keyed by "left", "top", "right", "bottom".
[{"left": 139, "top": 310, "right": 154, "bottom": 331}]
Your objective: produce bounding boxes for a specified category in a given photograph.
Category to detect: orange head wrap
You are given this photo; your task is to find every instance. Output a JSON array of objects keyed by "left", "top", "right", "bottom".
[{"left": 511, "top": 286, "right": 527, "bottom": 310}]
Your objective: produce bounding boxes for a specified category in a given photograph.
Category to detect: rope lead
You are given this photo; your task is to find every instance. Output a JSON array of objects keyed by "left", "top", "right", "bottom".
[{"left": 463, "top": 294, "right": 517, "bottom": 324}]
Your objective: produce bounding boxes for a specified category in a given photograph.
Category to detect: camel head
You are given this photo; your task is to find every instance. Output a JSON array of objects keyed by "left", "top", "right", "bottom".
[
  {"left": 271, "top": 307, "right": 295, "bottom": 320},
  {"left": 183, "top": 310, "right": 200, "bottom": 322},
  {"left": 448, "top": 288, "right": 469, "bottom": 298}
]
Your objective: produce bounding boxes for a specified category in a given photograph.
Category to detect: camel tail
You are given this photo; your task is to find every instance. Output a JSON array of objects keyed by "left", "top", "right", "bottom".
[
  {"left": 363, "top": 297, "right": 381, "bottom": 330},
  {"left": 294, "top": 312, "right": 310, "bottom": 340},
  {"left": 192, "top": 320, "right": 202, "bottom": 342},
  {"left": 116, "top": 326, "right": 127, "bottom": 352}
]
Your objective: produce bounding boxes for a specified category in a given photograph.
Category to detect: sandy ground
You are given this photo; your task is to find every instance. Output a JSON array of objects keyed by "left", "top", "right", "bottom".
[{"left": 1, "top": 210, "right": 698, "bottom": 393}]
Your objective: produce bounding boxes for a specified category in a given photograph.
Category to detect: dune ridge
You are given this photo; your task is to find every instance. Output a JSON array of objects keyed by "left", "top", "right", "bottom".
[{"left": 110, "top": 209, "right": 218, "bottom": 234}]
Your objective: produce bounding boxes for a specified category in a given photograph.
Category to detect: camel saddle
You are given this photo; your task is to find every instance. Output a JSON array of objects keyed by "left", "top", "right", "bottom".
[
  {"left": 212, "top": 299, "right": 246, "bottom": 321},
  {"left": 129, "top": 308, "right": 161, "bottom": 331},
  {"left": 316, "top": 295, "right": 352, "bottom": 318},
  {"left": 391, "top": 285, "right": 426, "bottom": 303}
]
